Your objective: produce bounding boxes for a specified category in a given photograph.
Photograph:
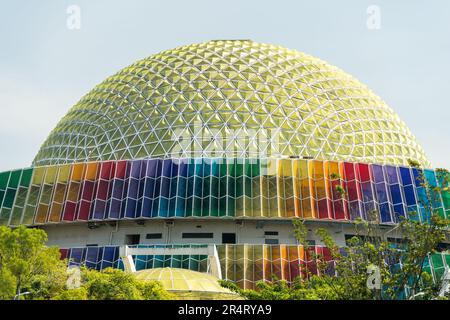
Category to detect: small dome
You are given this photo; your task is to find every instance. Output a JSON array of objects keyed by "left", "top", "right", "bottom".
[{"left": 134, "top": 267, "right": 241, "bottom": 300}]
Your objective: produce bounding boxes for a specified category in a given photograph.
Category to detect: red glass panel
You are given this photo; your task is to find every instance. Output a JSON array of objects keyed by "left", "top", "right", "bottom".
[
  {"left": 63, "top": 202, "right": 76, "bottom": 221},
  {"left": 97, "top": 180, "right": 109, "bottom": 200},
  {"left": 100, "top": 161, "right": 113, "bottom": 179},
  {"left": 343, "top": 162, "right": 355, "bottom": 180},
  {"left": 59, "top": 248, "right": 69, "bottom": 259},
  {"left": 115, "top": 161, "right": 127, "bottom": 178},
  {"left": 357, "top": 163, "right": 371, "bottom": 182}
]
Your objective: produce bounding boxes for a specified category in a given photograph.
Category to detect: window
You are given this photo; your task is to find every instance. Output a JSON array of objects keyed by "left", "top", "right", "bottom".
[
  {"left": 86, "top": 244, "right": 98, "bottom": 247},
  {"left": 222, "top": 233, "right": 236, "bottom": 244},
  {"left": 146, "top": 233, "right": 162, "bottom": 240},
  {"left": 125, "top": 234, "right": 140, "bottom": 245},
  {"left": 182, "top": 233, "right": 214, "bottom": 239},
  {"left": 264, "top": 231, "right": 279, "bottom": 236},
  {"left": 436, "top": 242, "right": 450, "bottom": 252},
  {"left": 265, "top": 238, "right": 279, "bottom": 245}
]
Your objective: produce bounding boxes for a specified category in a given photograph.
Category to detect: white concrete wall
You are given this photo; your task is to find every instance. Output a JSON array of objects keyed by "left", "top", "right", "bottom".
[{"left": 42, "top": 219, "right": 406, "bottom": 248}]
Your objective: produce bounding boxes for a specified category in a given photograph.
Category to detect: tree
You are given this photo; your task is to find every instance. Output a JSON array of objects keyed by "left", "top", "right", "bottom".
[
  {"left": 0, "top": 225, "right": 68, "bottom": 300},
  {"left": 52, "top": 267, "right": 174, "bottom": 300},
  {"left": 0, "top": 226, "right": 174, "bottom": 300}
]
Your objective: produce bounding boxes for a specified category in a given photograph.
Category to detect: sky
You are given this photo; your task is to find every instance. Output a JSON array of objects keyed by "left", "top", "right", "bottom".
[{"left": 0, "top": 0, "right": 449, "bottom": 171}]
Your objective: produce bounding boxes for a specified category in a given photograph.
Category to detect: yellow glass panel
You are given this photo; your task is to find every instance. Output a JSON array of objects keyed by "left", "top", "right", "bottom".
[
  {"left": 34, "top": 204, "right": 49, "bottom": 224},
  {"left": 277, "top": 159, "right": 295, "bottom": 217},
  {"left": 263, "top": 245, "right": 271, "bottom": 281},
  {"left": 44, "top": 166, "right": 58, "bottom": 184},
  {"left": 49, "top": 203, "right": 62, "bottom": 222},
  {"left": 57, "top": 165, "right": 71, "bottom": 183},
  {"left": 253, "top": 245, "right": 264, "bottom": 283},
  {"left": 244, "top": 244, "right": 254, "bottom": 289},
  {"left": 31, "top": 167, "right": 46, "bottom": 185}
]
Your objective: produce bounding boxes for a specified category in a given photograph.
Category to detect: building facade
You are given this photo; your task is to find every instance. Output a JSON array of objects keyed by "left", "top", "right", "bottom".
[{"left": 0, "top": 40, "right": 448, "bottom": 289}]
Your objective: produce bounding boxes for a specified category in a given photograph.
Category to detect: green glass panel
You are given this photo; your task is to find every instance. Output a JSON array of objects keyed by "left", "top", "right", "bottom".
[
  {"left": 8, "top": 170, "right": 21, "bottom": 189},
  {"left": 20, "top": 168, "right": 33, "bottom": 187},
  {"left": 0, "top": 171, "right": 10, "bottom": 189},
  {"left": 3, "top": 189, "right": 16, "bottom": 208}
]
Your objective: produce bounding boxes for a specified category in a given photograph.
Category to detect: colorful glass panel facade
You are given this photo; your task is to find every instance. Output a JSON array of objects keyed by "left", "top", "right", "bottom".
[{"left": 0, "top": 158, "right": 448, "bottom": 226}]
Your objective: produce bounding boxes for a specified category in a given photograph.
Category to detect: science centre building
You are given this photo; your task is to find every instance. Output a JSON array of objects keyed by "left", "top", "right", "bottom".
[{"left": 0, "top": 40, "right": 448, "bottom": 289}]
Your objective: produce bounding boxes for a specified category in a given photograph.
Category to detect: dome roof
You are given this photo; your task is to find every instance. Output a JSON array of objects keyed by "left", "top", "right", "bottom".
[
  {"left": 33, "top": 40, "right": 430, "bottom": 167},
  {"left": 134, "top": 267, "right": 240, "bottom": 299}
]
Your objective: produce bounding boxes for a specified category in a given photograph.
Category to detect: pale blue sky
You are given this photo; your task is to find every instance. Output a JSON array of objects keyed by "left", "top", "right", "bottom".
[{"left": 0, "top": 0, "right": 449, "bottom": 171}]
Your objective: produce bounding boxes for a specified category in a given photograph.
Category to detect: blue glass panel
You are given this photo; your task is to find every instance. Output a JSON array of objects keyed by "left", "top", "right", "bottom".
[
  {"left": 379, "top": 203, "right": 393, "bottom": 223},
  {"left": 348, "top": 201, "right": 361, "bottom": 220},
  {"left": 384, "top": 166, "right": 399, "bottom": 184},
  {"left": 412, "top": 168, "right": 422, "bottom": 187},
  {"left": 399, "top": 167, "right": 412, "bottom": 185},
  {"left": 136, "top": 161, "right": 147, "bottom": 218},
  {"left": 109, "top": 199, "right": 122, "bottom": 219},
  {"left": 371, "top": 165, "right": 384, "bottom": 183},
  {"left": 101, "top": 246, "right": 118, "bottom": 269},
  {"left": 403, "top": 185, "right": 416, "bottom": 206},
  {"left": 85, "top": 247, "right": 100, "bottom": 269},
  {"left": 69, "top": 248, "right": 86, "bottom": 266},
  {"left": 390, "top": 185, "right": 402, "bottom": 204},
  {"left": 112, "top": 180, "right": 124, "bottom": 199},
  {"left": 360, "top": 182, "right": 374, "bottom": 202},
  {"left": 375, "top": 183, "right": 388, "bottom": 203},
  {"left": 152, "top": 160, "right": 163, "bottom": 217},
  {"left": 393, "top": 204, "right": 405, "bottom": 222}
]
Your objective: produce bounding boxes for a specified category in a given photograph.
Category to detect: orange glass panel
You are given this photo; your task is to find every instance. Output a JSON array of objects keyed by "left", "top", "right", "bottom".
[
  {"left": 85, "top": 163, "right": 99, "bottom": 180},
  {"left": 280, "top": 245, "right": 289, "bottom": 281}
]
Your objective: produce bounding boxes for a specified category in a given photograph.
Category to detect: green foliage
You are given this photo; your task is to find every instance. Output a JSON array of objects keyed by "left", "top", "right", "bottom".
[
  {"left": 84, "top": 267, "right": 143, "bottom": 300},
  {"left": 0, "top": 226, "right": 173, "bottom": 300},
  {"left": 0, "top": 225, "right": 68, "bottom": 300},
  {"left": 335, "top": 185, "right": 346, "bottom": 199},
  {"left": 221, "top": 276, "right": 346, "bottom": 300},
  {"left": 58, "top": 267, "right": 174, "bottom": 300},
  {"left": 52, "top": 287, "right": 88, "bottom": 300},
  {"left": 407, "top": 159, "right": 422, "bottom": 168},
  {"left": 292, "top": 219, "right": 308, "bottom": 246},
  {"left": 0, "top": 268, "right": 15, "bottom": 299},
  {"left": 137, "top": 279, "right": 174, "bottom": 300}
]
